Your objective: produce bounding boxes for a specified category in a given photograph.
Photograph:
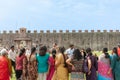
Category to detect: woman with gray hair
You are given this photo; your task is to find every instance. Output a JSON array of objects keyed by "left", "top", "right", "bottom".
[{"left": 0, "top": 49, "right": 10, "bottom": 80}]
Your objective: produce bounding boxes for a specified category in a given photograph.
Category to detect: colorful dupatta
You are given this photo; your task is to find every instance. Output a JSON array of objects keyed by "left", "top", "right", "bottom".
[{"left": 98, "top": 54, "right": 113, "bottom": 80}]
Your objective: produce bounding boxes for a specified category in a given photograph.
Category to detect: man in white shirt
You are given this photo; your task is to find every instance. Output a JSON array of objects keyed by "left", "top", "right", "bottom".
[
  {"left": 65, "top": 44, "right": 75, "bottom": 58},
  {"left": 8, "top": 46, "right": 17, "bottom": 71}
]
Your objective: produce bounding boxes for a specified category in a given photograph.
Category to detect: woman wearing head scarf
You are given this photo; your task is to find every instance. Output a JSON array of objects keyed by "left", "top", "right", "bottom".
[{"left": 0, "top": 49, "right": 10, "bottom": 80}]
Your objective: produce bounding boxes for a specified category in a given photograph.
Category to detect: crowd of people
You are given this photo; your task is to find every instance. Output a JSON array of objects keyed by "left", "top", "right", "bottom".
[{"left": 0, "top": 43, "right": 120, "bottom": 80}]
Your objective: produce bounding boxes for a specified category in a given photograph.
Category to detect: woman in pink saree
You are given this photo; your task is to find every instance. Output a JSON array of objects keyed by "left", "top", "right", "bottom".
[
  {"left": 47, "top": 49, "right": 56, "bottom": 80},
  {"left": 0, "top": 49, "right": 10, "bottom": 80},
  {"left": 98, "top": 48, "right": 113, "bottom": 80}
]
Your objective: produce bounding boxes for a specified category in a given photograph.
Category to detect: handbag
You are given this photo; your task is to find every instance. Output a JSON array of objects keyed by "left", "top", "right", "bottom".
[{"left": 82, "top": 59, "right": 89, "bottom": 73}]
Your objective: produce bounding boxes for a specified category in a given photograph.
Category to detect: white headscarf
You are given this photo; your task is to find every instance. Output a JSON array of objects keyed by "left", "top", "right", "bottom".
[{"left": 0, "top": 49, "right": 8, "bottom": 56}]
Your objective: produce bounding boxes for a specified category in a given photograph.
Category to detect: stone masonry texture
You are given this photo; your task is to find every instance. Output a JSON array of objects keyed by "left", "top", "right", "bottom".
[{"left": 0, "top": 28, "right": 119, "bottom": 50}]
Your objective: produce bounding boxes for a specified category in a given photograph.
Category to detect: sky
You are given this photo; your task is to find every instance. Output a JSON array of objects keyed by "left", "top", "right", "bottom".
[{"left": 0, "top": 0, "right": 120, "bottom": 31}]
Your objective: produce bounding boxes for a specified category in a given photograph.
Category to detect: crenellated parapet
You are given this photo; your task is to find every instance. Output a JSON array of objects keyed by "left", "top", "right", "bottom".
[
  {"left": 53, "top": 30, "right": 56, "bottom": 33},
  {"left": 34, "top": 30, "right": 37, "bottom": 33},
  {"left": 1, "top": 29, "right": 120, "bottom": 33},
  {"left": 0, "top": 27, "right": 120, "bottom": 50},
  {"left": 46, "top": 30, "right": 50, "bottom": 33}
]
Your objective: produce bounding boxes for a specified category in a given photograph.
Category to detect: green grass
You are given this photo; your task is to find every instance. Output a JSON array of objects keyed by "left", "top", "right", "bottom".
[{"left": 93, "top": 50, "right": 112, "bottom": 56}]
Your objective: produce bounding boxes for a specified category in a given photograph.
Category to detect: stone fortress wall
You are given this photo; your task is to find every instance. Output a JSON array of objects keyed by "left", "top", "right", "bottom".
[{"left": 0, "top": 28, "right": 120, "bottom": 50}]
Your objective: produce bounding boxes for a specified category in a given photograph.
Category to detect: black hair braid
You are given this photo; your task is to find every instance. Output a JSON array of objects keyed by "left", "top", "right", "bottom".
[{"left": 59, "top": 47, "right": 67, "bottom": 68}]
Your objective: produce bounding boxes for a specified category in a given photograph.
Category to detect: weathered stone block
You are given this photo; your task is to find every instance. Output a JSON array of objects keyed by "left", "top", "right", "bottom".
[
  {"left": 72, "top": 30, "right": 76, "bottom": 33},
  {"left": 53, "top": 30, "right": 56, "bottom": 33},
  {"left": 78, "top": 30, "right": 82, "bottom": 32},
  {"left": 85, "top": 30, "right": 88, "bottom": 32},
  {"left": 15, "top": 30, "right": 19, "bottom": 33},
  {"left": 27, "top": 30, "right": 31, "bottom": 33},
  {"left": 97, "top": 30, "right": 101, "bottom": 32},
  {"left": 91, "top": 30, "right": 94, "bottom": 32},
  {"left": 9, "top": 31, "right": 13, "bottom": 33},
  {"left": 46, "top": 30, "right": 50, "bottom": 33},
  {"left": 66, "top": 30, "right": 69, "bottom": 33},
  {"left": 110, "top": 30, "right": 113, "bottom": 32},
  {"left": 40, "top": 30, "right": 44, "bottom": 33},
  {"left": 103, "top": 30, "right": 107, "bottom": 32},
  {"left": 3, "top": 31, "right": 6, "bottom": 33},
  {"left": 59, "top": 30, "right": 63, "bottom": 33},
  {"left": 34, "top": 30, "right": 37, "bottom": 33},
  {"left": 116, "top": 30, "right": 119, "bottom": 32}
]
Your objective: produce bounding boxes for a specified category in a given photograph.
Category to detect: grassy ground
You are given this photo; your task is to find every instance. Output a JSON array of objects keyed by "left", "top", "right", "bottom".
[{"left": 93, "top": 50, "right": 112, "bottom": 56}]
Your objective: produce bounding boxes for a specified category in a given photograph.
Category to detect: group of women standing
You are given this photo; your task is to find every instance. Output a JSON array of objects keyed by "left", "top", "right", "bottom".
[
  {"left": 16, "top": 47, "right": 38, "bottom": 80},
  {"left": 1, "top": 44, "right": 120, "bottom": 80},
  {"left": 98, "top": 47, "right": 120, "bottom": 80},
  {"left": 15, "top": 45, "right": 120, "bottom": 80}
]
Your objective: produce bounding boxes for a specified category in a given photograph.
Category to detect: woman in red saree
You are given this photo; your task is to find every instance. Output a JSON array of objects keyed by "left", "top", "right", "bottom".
[
  {"left": 0, "top": 49, "right": 10, "bottom": 80},
  {"left": 47, "top": 49, "right": 56, "bottom": 80}
]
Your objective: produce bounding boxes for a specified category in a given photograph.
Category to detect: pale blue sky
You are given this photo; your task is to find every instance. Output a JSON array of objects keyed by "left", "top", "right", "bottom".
[{"left": 0, "top": 0, "right": 120, "bottom": 31}]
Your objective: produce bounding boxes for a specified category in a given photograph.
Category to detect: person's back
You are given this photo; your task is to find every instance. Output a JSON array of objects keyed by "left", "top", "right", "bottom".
[
  {"left": 36, "top": 46, "right": 50, "bottom": 80},
  {"left": 36, "top": 53, "right": 49, "bottom": 73},
  {"left": 66, "top": 48, "right": 84, "bottom": 80},
  {"left": 16, "top": 55, "right": 25, "bottom": 70},
  {"left": 5, "top": 56, "right": 12, "bottom": 77},
  {"left": 71, "top": 58, "right": 84, "bottom": 72},
  {"left": 0, "top": 56, "right": 9, "bottom": 80},
  {"left": 71, "top": 58, "right": 84, "bottom": 80},
  {"left": 111, "top": 53, "right": 120, "bottom": 80},
  {"left": 56, "top": 53, "right": 68, "bottom": 80},
  {"left": 86, "top": 55, "right": 98, "bottom": 80},
  {"left": 90, "top": 55, "right": 98, "bottom": 70},
  {"left": 98, "top": 48, "right": 113, "bottom": 80},
  {"left": 86, "top": 48, "right": 98, "bottom": 80},
  {"left": 46, "top": 55, "right": 55, "bottom": 80}
]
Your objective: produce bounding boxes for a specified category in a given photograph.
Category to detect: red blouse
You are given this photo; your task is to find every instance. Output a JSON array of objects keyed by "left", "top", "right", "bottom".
[{"left": 16, "top": 55, "right": 25, "bottom": 70}]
